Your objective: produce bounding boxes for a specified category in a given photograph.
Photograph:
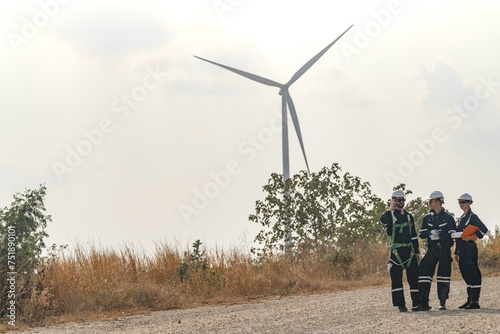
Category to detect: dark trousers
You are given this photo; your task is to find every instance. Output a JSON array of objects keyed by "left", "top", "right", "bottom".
[
  {"left": 458, "top": 249, "right": 482, "bottom": 302},
  {"left": 389, "top": 248, "right": 420, "bottom": 306},
  {"left": 418, "top": 250, "right": 452, "bottom": 301}
]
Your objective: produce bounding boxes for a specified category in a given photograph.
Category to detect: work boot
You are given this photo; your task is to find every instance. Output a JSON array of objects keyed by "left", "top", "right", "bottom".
[
  {"left": 459, "top": 300, "right": 471, "bottom": 309},
  {"left": 398, "top": 305, "right": 408, "bottom": 312},
  {"left": 415, "top": 299, "right": 431, "bottom": 311},
  {"left": 411, "top": 301, "right": 420, "bottom": 312},
  {"left": 439, "top": 300, "right": 446, "bottom": 310},
  {"left": 464, "top": 301, "right": 480, "bottom": 309}
]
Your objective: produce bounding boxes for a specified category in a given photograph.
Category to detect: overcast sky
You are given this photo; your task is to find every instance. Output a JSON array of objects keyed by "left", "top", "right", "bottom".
[{"left": 1, "top": 0, "right": 499, "bottom": 253}]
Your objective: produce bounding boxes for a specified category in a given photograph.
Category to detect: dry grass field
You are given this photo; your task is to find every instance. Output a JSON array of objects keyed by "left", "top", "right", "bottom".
[{"left": 2, "top": 236, "right": 499, "bottom": 332}]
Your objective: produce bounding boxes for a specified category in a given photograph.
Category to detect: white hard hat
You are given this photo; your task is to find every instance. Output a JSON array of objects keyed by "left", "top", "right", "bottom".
[
  {"left": 458, "top": 193, "right": 473, "bottom": 202},
  {"left": 428, "top": 191, "right": 444, "bottom": 200},
  {"left": 392, "top": 190, "right": 406, "bottom": 198}
]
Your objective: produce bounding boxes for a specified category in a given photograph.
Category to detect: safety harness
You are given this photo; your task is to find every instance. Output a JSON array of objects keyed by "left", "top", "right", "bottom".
[{"left": 390, "top": 211, "right": 415, "bottom": 270}]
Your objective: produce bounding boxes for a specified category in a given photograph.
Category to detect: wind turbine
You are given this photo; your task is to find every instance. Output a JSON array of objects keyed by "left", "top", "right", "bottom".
[{"left": 194, "top": 25, "right": 353, "bottom": 183}]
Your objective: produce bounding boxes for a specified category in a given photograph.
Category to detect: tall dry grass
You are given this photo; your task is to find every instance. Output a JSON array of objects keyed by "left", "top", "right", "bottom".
[
  {"left": 5, "top": 235, "right": 499, "bottom": 329},
  {"left": 7, "top": 240, "right": 388, "bottom": 327},
  {"left": 478, "top": 233, "right": 500, "bottom": 274}
]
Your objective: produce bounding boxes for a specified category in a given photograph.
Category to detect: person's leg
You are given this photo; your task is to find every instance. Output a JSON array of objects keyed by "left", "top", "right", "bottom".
[
  {"left": 465, "top": 250, "right": 482, "bottom": 309},
  {"left": 406, "top": 256, "right": 420, "bottom": 309},
  {"left": 418, "top": 254, "right": 436, "bottom": 300},
  {"left": 416, "top": 254, "right": 437, "bottom": 310},
  {"left": 458, "top": 256, "right": 472, "bottom": 308},
  {"left": 390, "top": 259, "right": 405, "bottom": 307},
  {"left": 436, "top": 255, "right": 452, "bottom": 307},
  {"left": 468, "top": 266, "right": 482, "bottom": 302}
]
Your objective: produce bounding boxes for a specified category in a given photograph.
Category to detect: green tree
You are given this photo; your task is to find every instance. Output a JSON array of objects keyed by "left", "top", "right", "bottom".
[
  {"left": 0, "top": 185, "right": 51, "bottom": 316},
  {"left": 250, "top": 163, "right": 385, "bottom": 258}
]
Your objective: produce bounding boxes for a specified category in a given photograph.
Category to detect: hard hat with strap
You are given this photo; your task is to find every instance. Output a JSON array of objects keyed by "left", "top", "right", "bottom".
[{"left": 392, "top": 190, "right": 405, "bottom": 198}]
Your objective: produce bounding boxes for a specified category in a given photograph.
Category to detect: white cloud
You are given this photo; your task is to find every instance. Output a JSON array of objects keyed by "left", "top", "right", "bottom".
[
  {"left": 411, "top": 57, "right": 471, "bottom": 113},
  {"left": 51, "top": 1, "right": 170, "bottom": 57}
]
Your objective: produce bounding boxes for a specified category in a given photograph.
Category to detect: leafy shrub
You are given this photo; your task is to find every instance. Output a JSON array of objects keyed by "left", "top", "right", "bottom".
[
  {"left": 325, "top": 248, "right": 354, "bottom": 277},
  {"left": 0, "top": 185, "right": 51, "bottom": 319},
  {"left": 176, "top": 240, "right": 208, "bottom": 281}
]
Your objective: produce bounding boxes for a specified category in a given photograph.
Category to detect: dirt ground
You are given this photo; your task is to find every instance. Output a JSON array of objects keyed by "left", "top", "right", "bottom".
[{"left": 15, "top": 276, "right": 500, "bottom": 333}]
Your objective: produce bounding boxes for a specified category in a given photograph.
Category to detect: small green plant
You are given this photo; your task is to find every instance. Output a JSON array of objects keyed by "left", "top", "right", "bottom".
[
  {"left": 325, "top": 248, "right": 354, "bottom": 276},
  {"left": 175, "top": 240, "right": 226, "bottom": 288},
  {"left": 176, "top": 240, "right": 208, "bottom": 281}
]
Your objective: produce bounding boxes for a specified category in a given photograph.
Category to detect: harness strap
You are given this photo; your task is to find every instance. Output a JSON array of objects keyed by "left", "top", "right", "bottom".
[
  {"left": 392, "top": 243, "right": 411, "bottom": 248},
  {"left": 390, "top": 211, "right": 415, "bottom": 270}
]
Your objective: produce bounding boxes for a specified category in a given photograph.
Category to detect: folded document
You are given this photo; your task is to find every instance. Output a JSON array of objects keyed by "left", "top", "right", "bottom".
[{"left": 452, "top": 225, "right": 480, "bottom": 240}]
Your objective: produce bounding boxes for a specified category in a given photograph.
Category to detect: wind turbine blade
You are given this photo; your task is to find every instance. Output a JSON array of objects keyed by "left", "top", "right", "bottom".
[
  {"left": 285, "top": 91, "right": 310, "bottom": 175},
  {"left": 286, "top": 25, "right": 353, "bottom": 87},
  {"left": 194, "top": 56, "right": 283, "bottom": 88}
]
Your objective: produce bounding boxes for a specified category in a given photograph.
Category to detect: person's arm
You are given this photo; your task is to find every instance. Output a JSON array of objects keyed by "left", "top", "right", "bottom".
[
  {"left": 380, "top": 210, "right": 393, "bottom": 236},
  {"left": 419, "top": 215, "right": 430, "bottom": 239},
  {"left": 470, "top": 213, "right": 489, "bottom": 239},
  {"left": 454, "top": 217, "right": 460, "bottom": 261},
  {"left": 410, "top": 214, "right": 419, "bottom": 254},
  {"left": 461, "top": 213, "right": 489, "bottom": 241},
  {"left": 454, "top": 231, "right": 459, "bottom": 255},
  {"left": 442, "top": 215, "right": 457, "bottom": 246}
]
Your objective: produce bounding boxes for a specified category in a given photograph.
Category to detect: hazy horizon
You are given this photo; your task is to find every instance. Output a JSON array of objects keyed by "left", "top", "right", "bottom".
[{"left": 2, "top": 0, "right": 500, "bottom": 253}]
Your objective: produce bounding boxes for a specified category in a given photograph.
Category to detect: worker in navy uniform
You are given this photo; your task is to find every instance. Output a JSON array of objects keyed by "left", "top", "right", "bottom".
[
  {"left": 454, "top": 193, "right": 490, "bottom": 310},
  {"left": 415, "top": 191, "right": 457, "bottom": 311},
  {"left": 380, "top": 190, "right": 420, "bottom": 312}
]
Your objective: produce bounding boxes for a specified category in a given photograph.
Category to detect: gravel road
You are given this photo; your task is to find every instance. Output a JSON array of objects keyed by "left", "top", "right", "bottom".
[{"left": 17, "top": 276, "right": 500, "bottom": 333}]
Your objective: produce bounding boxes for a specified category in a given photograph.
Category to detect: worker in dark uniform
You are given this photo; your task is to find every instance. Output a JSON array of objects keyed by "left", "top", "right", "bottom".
[
  {"left": 454, "top": 193, "right": 490, "bottom": 310},
  {"left": 415, "top": 191, "right": 457, "bottom": 311},
  {"left": 380, "top": 190, "right": 420, "bottom": 312}
]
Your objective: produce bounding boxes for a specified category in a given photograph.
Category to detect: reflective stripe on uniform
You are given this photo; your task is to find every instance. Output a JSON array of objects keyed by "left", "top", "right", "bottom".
[
  {"left": 436, "top": 276, "right": 450, "bottom": 283},
  {"left": 419, "top": 276, "right": 432, "bottom": 284},
  {"left": 392, "top": 288, "right": 403, "bottom": 292}
]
